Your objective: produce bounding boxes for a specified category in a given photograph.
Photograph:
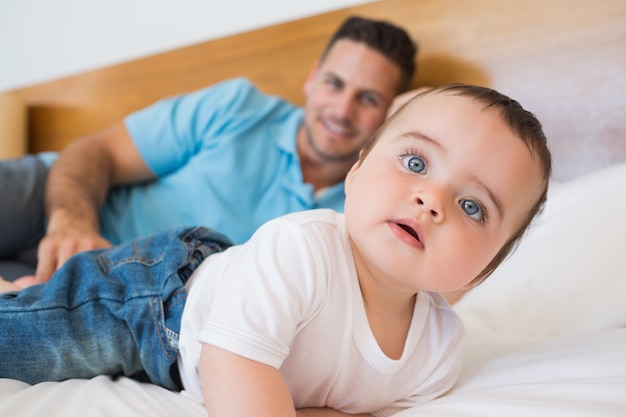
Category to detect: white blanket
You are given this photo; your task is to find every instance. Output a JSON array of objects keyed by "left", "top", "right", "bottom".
[{"left": 2, "top": 162, "right": 626, "bottom": 416}]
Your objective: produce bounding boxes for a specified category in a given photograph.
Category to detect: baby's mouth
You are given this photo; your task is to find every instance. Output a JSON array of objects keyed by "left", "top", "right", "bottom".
[{"left": 398, "top": 223, "right": 420, "bottom": 242}]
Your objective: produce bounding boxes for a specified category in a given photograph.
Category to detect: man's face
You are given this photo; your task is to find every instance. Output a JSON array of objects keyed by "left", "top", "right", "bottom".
[{"left": 299, "top": 39, "right": 402, "bottom": 165}]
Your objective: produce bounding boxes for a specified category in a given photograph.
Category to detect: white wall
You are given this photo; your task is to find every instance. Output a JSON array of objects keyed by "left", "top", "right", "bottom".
[{"left": 0, "top": 0, "right": 372, "bottom": 92}]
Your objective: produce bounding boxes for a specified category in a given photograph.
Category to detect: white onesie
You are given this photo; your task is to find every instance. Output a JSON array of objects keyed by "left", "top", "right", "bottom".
[{"left": 178, "top": 209, "right": 464, "bottom": 416}]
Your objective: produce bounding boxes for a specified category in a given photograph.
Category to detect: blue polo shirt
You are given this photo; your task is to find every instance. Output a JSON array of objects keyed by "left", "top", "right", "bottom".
[{"left": 98, "top": 78, "right": 345, "bottom": 244}]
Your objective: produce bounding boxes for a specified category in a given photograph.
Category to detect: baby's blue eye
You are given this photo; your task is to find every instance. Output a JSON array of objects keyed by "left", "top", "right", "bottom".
[
  {"left": 460, "top": 199, "right": 484, "bottom": 221},
  {"left": 402, "top": 155, "right": 427, "bottom": 174}
]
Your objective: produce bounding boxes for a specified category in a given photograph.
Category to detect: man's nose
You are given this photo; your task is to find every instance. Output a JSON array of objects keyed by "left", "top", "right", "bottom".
[{"left": 334, "top": 92, "right": 357, "bottom": 119}]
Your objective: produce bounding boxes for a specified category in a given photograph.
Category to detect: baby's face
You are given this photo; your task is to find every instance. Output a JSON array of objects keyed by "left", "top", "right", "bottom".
[{"left": 344, "top": 91, "right": 544, "bottom": 295}]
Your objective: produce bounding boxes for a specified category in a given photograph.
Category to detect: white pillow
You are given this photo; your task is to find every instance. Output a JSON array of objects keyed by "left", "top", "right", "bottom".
[{"left": 454, "top": 162, "right": 626, "bottom": 340}]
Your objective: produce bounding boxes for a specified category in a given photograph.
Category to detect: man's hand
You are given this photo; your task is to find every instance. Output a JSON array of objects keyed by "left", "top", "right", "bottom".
[
  {"left": 0, "top": 276, "right": 23, "bottom": 292},
  {"left": 33, "top": 212, "right": 111, "bottom": 284},
  {"left": 37, "top": 122, "right": 154, "bottom": 284}
]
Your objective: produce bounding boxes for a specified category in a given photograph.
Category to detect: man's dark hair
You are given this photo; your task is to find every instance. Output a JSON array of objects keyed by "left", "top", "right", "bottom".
[{"left": 322, "top": 16, "right": 418, "bottom": 93}]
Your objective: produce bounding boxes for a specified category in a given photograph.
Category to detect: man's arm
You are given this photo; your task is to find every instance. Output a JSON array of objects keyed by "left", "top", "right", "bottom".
[
  {"left": 35, "top": 122, "right": 155, "bottom": 283},
  {"left": 199, "top": 344, "right": 372, "bottom": 417}
]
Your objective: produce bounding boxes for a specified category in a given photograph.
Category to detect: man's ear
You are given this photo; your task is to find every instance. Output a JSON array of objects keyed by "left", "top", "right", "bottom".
[{"left": 303, "top": 60, "right": 321, "bottom": 96}]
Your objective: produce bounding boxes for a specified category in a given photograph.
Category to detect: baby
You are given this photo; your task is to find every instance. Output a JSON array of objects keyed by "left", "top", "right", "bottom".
[{"left": 0, "top": 84, "right": 551, "bottom": 417}]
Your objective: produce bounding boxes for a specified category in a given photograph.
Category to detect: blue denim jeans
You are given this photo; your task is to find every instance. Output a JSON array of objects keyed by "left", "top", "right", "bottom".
[{"left": 0, "top": 226, "right": 232, "bottom": 390}]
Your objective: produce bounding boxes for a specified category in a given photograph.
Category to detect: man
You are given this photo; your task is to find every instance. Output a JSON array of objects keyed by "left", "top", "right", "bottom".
[{"left": 0, "top": 16, "right": 417, "bottom": 284}]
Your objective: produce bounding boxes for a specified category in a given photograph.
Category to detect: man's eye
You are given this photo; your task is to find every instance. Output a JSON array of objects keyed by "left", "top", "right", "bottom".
[
  {"left": 402, "top": 155, "right": 427, "bottom": 174},
  {"left": 460, "top": 199, "right": 484, "bottom": 222},
  {"left": 361, "top": 93, "right": 379, "bottom": 107},
  {"left": 326, "top": 78, "right": 342, "bottom": 89}
]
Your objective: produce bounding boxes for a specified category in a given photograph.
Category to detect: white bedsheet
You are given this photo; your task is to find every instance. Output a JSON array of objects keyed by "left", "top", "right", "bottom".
[
  {"left": 2, "top": 328, "right": 625, "bottom": 417},
  {"left": 397, "top": 328, "right": 626, "bottom": 417},
  {"left": 2, "top": 162, "right": 626, "bottom": 416}
]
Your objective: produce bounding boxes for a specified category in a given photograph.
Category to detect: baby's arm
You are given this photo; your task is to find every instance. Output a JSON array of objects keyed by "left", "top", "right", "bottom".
[
  {"left": 199, "top": 343, "right": 298, "bottom": 417},
  {"left": 198, "top": 343, "right": 372, "bottom": 417}
]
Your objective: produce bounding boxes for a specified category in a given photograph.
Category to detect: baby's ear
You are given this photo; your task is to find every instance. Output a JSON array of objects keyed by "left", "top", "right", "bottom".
[{"left": 344, "top": 153, "right": 364, "bottom": 194}]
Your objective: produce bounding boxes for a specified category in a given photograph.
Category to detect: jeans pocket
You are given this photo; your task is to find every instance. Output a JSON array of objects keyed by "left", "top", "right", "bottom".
[{"left": 97, "top": 234, "right": 166, "bottom": 272}]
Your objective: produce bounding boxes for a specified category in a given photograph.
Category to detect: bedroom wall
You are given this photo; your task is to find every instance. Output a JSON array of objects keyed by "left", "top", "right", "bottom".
[{"left": 0, "top": 0, "right": 372, "bottom": 92}]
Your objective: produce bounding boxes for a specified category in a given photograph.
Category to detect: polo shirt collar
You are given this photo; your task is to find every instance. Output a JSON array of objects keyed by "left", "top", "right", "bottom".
[{"left": 273, "top": 107, "right": 303, "bottom": 156}]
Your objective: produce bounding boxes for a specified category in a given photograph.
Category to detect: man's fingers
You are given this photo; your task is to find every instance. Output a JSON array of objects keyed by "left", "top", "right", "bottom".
[
  {"left": 34, "top": 236, "right": 75, "bottom": 284},
  {"left": 13, "top": 275, "right": 38, "bottom": 288},
  {"left": 34, "top": 250, "right": 58, "bottom": 284},
  {"left": 55, "top": 240, "right": 80, "bottom": 271},
  {"left": 35, "top": 234, "right": 113, "bottom": 283}
]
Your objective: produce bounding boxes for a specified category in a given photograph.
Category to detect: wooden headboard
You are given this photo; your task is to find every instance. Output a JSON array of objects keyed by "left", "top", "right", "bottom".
[{"left": 9, "top": 0, "right": 626, "bottom": 181}]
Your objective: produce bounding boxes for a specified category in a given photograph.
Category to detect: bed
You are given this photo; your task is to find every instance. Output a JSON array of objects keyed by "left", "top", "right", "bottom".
[
  {"left": 3, "top": 0, "right": 626, "bottom": 415},
  {"left": 2, "top": 162, "right": 625, "bottom": 415}
]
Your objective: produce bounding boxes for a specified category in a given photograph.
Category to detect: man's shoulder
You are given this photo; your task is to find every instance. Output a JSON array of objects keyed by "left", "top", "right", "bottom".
[
  {"left": 196, "top": 77, "right": 298, "bottom": 117},
  {"left": 206, "top": 77, "right": 279, "bottom": 101},
  {"left": 191, "top": 77, "right": 256, "bottom": 99},
  {"left": 214, "top": 76, "right": 256, "bottom": 92}
]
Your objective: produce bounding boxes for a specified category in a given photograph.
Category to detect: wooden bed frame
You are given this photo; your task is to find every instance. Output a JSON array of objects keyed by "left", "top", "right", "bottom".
[{"left": 8, "top": 0, "right": 626, "bottom": 181}]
